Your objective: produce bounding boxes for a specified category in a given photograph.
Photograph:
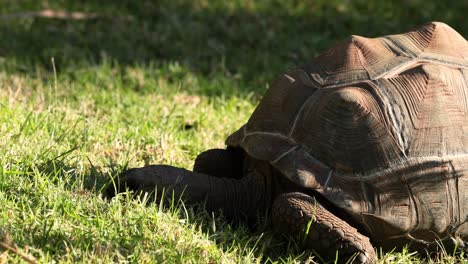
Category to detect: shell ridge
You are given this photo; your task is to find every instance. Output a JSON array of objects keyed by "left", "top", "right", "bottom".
[
  {"left": 241, "top": 125, "right": 248, "bottom": 142},
  {"left": 298, "top": 70, "right": 320, "bottom": 88},
  {"left": 373, "top": 80, "right": 408, "bottom": 157},
  {"left": 271, "top": 147, "right": 468, "bottom": 182},
  {"left": 351, "top": 36, "right": 373, "bottom": 80},
  {"left": 288, "top": 91, "right": 320, "bottom": 137},
  {"left": 382, "top": 37, "right": 405, "bottom": 56},
  {"left": 384, "top": 36, "right": 418, "bottom": 58},
  {"left": 285, "top": 69, "right": 320, "bottom": 137},
  {"left": 334, "top": 154, "right": 468, "bottom": 181},
  {"left": 244, "top": 131, "right": 291, "bottom": 140},
  {"left": 448, "top": 161, "right": 462, "bottom": 226},
  {"left": 324, "top": 170, "right": 333, "bottom": 189},
  {"left": 271, "top": 145, "right": 299, "bottom": 164},
  {"left": 404, "top": 178, "right": 420, "bottom": 237},
  {"left": 304, "top": 57, "right": 468, "bottom": 90},
  {"left": 283, "top": 73, "right": 296, "bottom": 83}
]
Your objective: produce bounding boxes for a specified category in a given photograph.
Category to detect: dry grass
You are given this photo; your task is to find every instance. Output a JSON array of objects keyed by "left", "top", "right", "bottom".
[{"left": 1, "top": 1, "right": 467, "bottom": 263}]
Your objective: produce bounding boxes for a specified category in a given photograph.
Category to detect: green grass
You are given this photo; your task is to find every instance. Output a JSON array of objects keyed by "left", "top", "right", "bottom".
[{"left": 0, "top": 1, "right": 467, "bottom": 263}]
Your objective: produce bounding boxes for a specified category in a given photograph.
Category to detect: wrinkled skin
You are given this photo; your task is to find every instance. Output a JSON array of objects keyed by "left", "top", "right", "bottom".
[{"left": 108, "top": 148, "right": 376, "bottom": 264}]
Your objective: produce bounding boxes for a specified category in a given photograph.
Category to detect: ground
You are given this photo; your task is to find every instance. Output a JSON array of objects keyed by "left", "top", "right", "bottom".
[{"left": 0, "top": 1, "right": 467, "bottom": 263}]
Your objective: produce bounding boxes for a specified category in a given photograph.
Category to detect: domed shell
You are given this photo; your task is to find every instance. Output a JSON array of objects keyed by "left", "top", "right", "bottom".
[{"left": 226, "top": 22, "right": 468, "bottom": 246}]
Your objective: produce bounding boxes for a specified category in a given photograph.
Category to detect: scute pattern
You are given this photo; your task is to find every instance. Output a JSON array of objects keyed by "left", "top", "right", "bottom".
[
  {"left": 293, "top": 86, "right": 402, "bottom": 173},
  {"left": 226, "top": 22, "right": 468, "bottom": 247},
  {"left": 242, "top": 69, "right": 318, "bottom": 136},
  {"left": 380, "top": 64, "right": 468, "bottom": 156},
  {"left": 226, "top": 21, "right": 468, "bottom": 175}
]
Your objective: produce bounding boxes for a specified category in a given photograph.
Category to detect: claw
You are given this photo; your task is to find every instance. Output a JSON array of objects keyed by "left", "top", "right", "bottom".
[{"left": 272, "top": 192, "right": 376, "bottom": 264}]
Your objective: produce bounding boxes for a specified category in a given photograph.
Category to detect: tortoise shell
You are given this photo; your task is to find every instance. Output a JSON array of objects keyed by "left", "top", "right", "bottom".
[{"left": 226, "top": 22, "right": 468, "bottom": 248}]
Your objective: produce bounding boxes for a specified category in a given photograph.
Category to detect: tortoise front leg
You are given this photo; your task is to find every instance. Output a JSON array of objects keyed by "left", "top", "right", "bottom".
[
  {"left": 272, "top": 192, "right": 375, "bottom": 264},
  {"left": 193, "top": 147, "right": 244, "bottom": 179},
  {"left": 107, "top": 163, "right": 272, "bottom": 221}
]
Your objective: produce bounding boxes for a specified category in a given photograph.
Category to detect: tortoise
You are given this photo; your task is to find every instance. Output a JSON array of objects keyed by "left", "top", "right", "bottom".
[{"left": 108, "top": 22, "right": 468, "bottom": 263}]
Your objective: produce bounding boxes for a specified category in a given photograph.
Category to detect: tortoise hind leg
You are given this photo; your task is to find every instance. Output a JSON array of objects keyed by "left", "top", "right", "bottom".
[
  {"left": 193, "top": 147, "right": 244, "bottom": 179},
  {"left": 272, "top": 192, "right": 376, "bottom": 264}
]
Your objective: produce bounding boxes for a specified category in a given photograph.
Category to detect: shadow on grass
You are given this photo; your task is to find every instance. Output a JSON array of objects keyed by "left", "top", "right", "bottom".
[
  {"left": 34, "top": 154, "right": 314, "bottom": 262},
  {"left": 1, "top": 0, "right": 467, "bottom": 96},
  {"left": 5, "top": 1, "right": 468, "bottom": 261}
]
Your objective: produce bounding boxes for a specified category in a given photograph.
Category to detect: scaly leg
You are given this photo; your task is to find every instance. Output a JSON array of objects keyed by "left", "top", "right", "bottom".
[
  {"left": 107, "top": 161, "right": 273, "bottom": 221},
  {"left": 272, "top": 192, "right": 375, "bottom": 264}
]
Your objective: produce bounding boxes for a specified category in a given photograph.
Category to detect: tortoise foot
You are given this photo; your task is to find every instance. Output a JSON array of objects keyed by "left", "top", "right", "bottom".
[
  {"left": 106, "top": 165, "right": 194, "bottom": 199},
  {"left": 272, "top": 192, "right": 375, "bottom": 264}
]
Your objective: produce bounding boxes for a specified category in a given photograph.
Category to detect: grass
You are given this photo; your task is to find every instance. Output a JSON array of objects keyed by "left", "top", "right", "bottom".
[{"left": 0, "top": 0, "right": 467, "bottom": 263}]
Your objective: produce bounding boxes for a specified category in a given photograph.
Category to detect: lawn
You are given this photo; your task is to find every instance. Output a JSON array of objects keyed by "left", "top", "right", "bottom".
[{"left": 1, "top": 1, "right": 467, "bottom": 263}]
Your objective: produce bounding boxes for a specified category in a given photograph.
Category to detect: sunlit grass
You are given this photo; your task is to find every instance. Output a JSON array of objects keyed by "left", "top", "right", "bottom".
[
  {"left": 1, "top": 63, "right": 266, "bottom": 263},
  {"left": 1, "top": 0, "right": 467, "bottom": 263}
]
